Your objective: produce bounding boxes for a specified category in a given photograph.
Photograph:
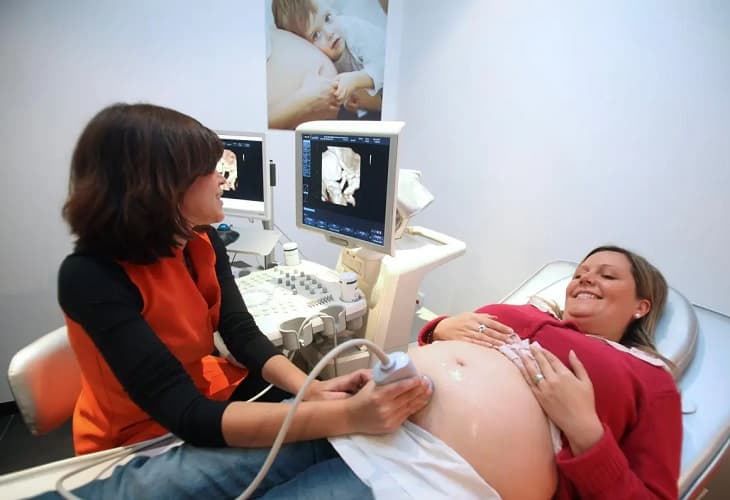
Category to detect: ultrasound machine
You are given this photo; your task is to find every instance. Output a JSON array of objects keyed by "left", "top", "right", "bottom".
[{"left": 218, "top": 121, "right": 466, "bottom": 378}]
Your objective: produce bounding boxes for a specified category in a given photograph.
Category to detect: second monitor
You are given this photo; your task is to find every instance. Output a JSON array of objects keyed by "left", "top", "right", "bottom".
[
  {"left": 295, "top": 121, "right": 404, "bottom": 256},
  {"left": 216, "top": 131, "right": 271, "bottom": 221}
]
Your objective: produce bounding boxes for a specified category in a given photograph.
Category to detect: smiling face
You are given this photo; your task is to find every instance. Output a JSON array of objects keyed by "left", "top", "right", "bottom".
[
  {"left": 563, "top": 250, "right": 651, "bottom": 342},
  {"left": 180, "top": 170, "right": 226, "bottom": 228},
  {"left": 307, "top": 1, "right": 345, "bottom": 60}
]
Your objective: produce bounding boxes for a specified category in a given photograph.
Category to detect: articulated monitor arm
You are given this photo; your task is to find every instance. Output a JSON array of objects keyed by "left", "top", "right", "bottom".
[{"left": 337, "top": 226, "right": 466, "bottom": 355}]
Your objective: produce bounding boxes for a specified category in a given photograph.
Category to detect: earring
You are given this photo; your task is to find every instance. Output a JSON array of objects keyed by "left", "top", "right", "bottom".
[{"left": 633, "top": 313, "right": 641, "bottom": 319}]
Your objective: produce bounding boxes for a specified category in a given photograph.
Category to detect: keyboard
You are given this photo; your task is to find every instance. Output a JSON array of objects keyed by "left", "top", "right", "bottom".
[{"left": 236, "top": 260, "right": 367, "bottom": 345}]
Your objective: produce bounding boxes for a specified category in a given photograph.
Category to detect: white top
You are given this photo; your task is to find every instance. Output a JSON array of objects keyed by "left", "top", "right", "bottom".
[{"left": 335, "top": 15, "right": 386, "bottom": 96}]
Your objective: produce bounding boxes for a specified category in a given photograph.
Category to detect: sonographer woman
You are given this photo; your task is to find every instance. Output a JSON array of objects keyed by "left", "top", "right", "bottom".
[{"left": 58, "top": 103, "right": 432, "bottom": 460}]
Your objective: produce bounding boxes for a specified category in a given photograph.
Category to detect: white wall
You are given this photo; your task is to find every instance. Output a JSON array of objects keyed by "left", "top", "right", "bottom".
[
  {"left": 390, "top": 0, "right": 730, "bottom": 317},
  {"left": 0, "top": 0, "right": 268, "bottom": 402},
  {"left": 2, "top": 0, "right": 729, "bottom": 404}
]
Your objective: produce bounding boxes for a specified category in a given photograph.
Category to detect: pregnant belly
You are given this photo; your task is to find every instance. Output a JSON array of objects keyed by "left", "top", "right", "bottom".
[{"left": 408, "top": 341, "right": 558, "bottom": 500}]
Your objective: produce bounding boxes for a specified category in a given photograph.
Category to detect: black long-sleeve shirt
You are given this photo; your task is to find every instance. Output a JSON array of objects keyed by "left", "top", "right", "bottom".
[{"left": 58, "top": 227, "right": 280, "bottom": 446}]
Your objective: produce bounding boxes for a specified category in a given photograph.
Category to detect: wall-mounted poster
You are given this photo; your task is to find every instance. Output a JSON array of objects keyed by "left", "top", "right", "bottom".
[{"left": 266, "top": 0, "right": 388, "bottom": 130}]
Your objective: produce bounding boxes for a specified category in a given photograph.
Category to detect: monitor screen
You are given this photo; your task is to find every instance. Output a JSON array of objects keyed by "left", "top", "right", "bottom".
[
  {"left": 216, "top": 132, "right": 271, "bottom": 221},
  {"left": 295, "top": 121, "right": 403, "bottom": 255}
]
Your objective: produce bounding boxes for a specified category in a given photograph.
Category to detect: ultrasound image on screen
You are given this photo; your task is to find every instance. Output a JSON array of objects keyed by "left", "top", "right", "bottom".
[
  {"left": 320, "top": 147, "right": 361, "bottom": 207},
  {"left": 218, "top": 139, "right": 264, "bottom": 202},
  {"left": 216, "top": 149, "right": 239, "bottom": 191},
  {"left": 304, "top": 139, "right": 387, "bottom": 223},
  {"left": 301, "top": 134, "right": 390, "bottom": 247}
]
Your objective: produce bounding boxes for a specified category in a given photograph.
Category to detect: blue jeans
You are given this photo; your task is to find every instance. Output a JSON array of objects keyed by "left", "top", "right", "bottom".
[{"left": 31, "top": 439, "right": 373, "bottom": 500}]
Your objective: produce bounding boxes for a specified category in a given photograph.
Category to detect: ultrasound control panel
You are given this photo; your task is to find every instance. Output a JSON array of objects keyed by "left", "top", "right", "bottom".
[{"left": 236, "top": 259, "right": 367, "bottom": 345}]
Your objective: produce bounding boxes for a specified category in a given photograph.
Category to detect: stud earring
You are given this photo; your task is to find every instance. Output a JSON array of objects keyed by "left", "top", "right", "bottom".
[{"left": 633, "top": 313, "right": 641, "bottom": 319}]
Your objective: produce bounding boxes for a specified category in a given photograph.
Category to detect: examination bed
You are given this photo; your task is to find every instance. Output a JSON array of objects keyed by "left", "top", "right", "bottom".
[
  {"left": 2, "top": 260, "right": 729, "bottom": 499},
  {"left": 499, "top": 261, "right": 730, "bottom": 498}
]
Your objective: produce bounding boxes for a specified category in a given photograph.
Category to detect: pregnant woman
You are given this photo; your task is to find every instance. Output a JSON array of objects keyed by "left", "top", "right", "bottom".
[{"left": 407, "top": 246, "right": 681, "bottom": 499}]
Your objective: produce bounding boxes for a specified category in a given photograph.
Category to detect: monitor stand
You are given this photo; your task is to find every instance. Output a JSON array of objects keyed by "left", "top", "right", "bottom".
[
  {"left": 224, "top": 161, "right": 279, "bottom": 269},
  {"left": 336, "top": 225, "right": 466, "bottom": 355}
]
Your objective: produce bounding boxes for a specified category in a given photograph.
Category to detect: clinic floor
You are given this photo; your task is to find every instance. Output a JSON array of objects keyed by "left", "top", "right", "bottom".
[
  {"left": 0, "top": 412, "right": 74, "bottom": 475},
  {"left": 1, "top": 410, "right": 730, "bottom": 498}
]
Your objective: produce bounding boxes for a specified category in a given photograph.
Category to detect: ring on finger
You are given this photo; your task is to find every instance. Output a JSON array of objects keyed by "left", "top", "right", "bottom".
[
  {"left": 477, "top": 323, "right": 487, "bottom": 334},
  {"left": 532, "top": 373, "right": 545, "bottom": 385}
]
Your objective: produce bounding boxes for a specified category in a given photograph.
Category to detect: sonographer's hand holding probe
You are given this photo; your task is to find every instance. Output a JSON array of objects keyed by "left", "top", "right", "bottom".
[
  {"left": 340, "top": 352, "right": 433, "bottom": 435},
  {"left": 303, "top": 369, "right": 372, "bottom": 400},
  {"left": 234, "top": 340, "right": 433, "bottom": 500},
  {"left": 373, "top": 351, "right": 420, "bottom": 385},
  {"left": 344, "top": 374, "right": 432, "bottom": 435}
]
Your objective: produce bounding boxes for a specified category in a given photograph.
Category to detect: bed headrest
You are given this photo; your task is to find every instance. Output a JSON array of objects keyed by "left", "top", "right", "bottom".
[{"left": 500, "top": 260, "right": 698, "bottom": 378}]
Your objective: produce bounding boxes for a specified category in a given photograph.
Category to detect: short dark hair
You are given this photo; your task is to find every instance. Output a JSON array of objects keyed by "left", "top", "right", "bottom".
[{"left": 62, "top": 103, "right": 223, "bottom": 264}]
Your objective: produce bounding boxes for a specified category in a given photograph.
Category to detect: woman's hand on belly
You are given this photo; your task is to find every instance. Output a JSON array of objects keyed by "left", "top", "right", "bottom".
[
  {"left": 345, "top": 376, "right": 433, "bottom": 435},
  {"left": 433, "top": 312, "right": 518, "bottom": 347},
  {"left": 517, "top": 345, "right": 604, "bottom": 456}
]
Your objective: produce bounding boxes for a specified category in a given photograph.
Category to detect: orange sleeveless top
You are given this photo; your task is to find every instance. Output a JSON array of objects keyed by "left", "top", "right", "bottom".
[{"left": 66, "top": 233, "right": 247, "bottom": 454}]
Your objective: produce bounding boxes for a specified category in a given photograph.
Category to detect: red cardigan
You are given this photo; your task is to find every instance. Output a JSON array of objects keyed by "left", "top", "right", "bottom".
[{"left": 418, "top": 304, "right": 681, "bottom": 500}]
